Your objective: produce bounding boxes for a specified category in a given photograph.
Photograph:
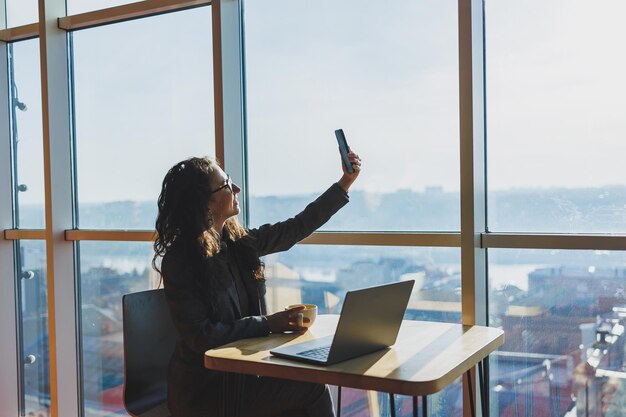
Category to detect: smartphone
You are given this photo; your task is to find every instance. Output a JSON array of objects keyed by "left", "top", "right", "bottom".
[{"left": 334, "top": 129, "right": 354, "bottom": 174}]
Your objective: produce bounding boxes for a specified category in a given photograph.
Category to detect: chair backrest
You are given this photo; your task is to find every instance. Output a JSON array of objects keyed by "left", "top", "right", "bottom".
[{"left": 122, "top": 289, "right": 178, "bottom": 416}]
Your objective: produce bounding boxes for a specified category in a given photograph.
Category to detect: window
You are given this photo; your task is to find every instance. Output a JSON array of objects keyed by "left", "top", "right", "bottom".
[
  {"left": 78, "top": 241, "right": 155, "bottom": 416},
  {"left": 9, "top": 39, "right": 45, "bottom": 229},
  {"left": 17, "top": 240, "right": 50, "bottom": 417},
  {"left": 485, "top": 2, "right": 626, "bottom": 414},
  {"left": 5, "top": 38, "right": 50, "bottom": 417},
  {"left": 72, "top": 7, "right": 214, "bottom": 229},
  {"left": 263, "top": 245, "right": 461, "bottom": 320},
  {"left": 486, "top": 0, "right": 626, "bottom": 233},
  {"left": 5, "top": 1, "right": 38, "bottom": 27},
  {"left": 488, "top": 249, "right": 626, "bottom": 416},
  {"left": 245, "top": 0, "right": 460, "bottom": 232},
  {"left": 263, "top": 243, "right": 461, "bottom": 415}
]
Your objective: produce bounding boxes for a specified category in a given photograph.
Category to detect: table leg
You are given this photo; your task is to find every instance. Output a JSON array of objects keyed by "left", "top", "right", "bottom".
[
  {"left": 412, "top": 396, "right": 418, "bottom": 417},
  {"left": 388, "top": 393, "right": 396, "bottom": 417},
  {"left": 466, "top": 370, "right": 476, "bottom": 417},
  {"left": 422, "top": 395, "right": 428, "bottom": 417},
  {"left": 478, "top": 359, "right": 488, "bottom": 417},
  {"left": 336, "top": 386, "right": 342, "bottom": 417}
]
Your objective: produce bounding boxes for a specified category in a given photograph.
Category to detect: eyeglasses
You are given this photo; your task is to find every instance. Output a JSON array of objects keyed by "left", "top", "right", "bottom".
[{"left": 211, "top": 175, "right": 233, "bottom": 194}]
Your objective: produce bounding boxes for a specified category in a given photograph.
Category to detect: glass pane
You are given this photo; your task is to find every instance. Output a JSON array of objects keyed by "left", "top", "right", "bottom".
[
  {"left": 245, "top": 0, "right": 460, "bottom": 231},
  {"left": 79, "top": 241, "right": 156, "bottom": 416},
  {"left": 488, "top": 249, "right": 626, "bottom": 417},
  {"left": 6, "top": 0, "right": 38, "bottom": 27},
  {"left": 67, "top": 0, "right": 145, "bottom": 16},
  {"left": 264, "top": 245, "right": 461, "bottom": 320},
  {"left": 18, "top": 240, "right": 50, "bottom": 416},
  {"left": 10, "top": 40, "right": 45, "bottom": 229},
  {"left": 264, "top": 245, "right": 461, "bottom": 416},
  {"left": 486, "top": 0, "right": 626, "bottom": 233},
  {"left": 73, "top": 7, "right": 214, "bottom": 229}
]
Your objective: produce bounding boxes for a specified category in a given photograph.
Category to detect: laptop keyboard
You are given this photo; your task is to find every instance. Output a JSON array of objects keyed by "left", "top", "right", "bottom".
[{"left": 297, "top": 345, "right": 331, "bottom": 361}]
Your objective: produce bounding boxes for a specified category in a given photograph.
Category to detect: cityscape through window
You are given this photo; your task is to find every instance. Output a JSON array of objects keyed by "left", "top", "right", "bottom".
[{"left": 1, "top": 0, "right": 625, "bottom": 416}]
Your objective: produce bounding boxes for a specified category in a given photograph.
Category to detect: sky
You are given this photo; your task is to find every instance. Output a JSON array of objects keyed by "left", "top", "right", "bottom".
[{"left": 5, "top": 0, "right": 626, "bottom": 205}]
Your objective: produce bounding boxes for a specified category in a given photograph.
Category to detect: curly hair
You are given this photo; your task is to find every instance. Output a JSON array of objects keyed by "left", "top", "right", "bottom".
[{"left": 152, "top": 157, "right": 264, "bottom": 294}]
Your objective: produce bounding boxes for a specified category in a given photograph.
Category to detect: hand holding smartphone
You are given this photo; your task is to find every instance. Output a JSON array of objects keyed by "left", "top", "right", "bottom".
[{"left": 334, "top": 129, "right": 354, "bottom": 174}]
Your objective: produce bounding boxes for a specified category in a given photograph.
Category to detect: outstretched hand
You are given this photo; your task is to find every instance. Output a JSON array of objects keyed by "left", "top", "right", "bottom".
[
  {"left": 337, "top": 148, "right": 362, "bottom": 193},
  {"left": 265, "top": 305, "right": 310, "bottom": 334}
]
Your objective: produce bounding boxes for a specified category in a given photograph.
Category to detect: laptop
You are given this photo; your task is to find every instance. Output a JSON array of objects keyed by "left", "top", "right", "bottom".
[{"left": 270, "top": 280, "right": 415, "bottom": 366}]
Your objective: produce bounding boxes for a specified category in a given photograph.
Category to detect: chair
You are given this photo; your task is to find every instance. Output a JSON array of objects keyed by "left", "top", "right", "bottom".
[{"left": 122, "top": 289, "right": 178, "bottom": 417}]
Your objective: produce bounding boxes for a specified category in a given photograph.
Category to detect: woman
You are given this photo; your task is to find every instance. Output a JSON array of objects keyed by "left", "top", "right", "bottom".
[{"left": 153, "top": 148, "right": 361, "bottom": 417}]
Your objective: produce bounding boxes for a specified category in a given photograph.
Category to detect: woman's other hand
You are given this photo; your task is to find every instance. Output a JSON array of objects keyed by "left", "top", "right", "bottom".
[
  {"left": 265, "top": 306, "right": 310, "bottom": 334},
  {"left": 337, "top": 148, "right": 361, "bottom": 193}
]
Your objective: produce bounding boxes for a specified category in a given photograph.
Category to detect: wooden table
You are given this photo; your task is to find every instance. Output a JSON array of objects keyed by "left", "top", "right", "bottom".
[{"left": 205, "top": 315, "right": 504, "bottom": 417}]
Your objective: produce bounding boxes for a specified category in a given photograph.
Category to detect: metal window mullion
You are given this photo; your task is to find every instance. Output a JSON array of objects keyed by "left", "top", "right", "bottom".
[
  {"left": 58, "top": 0, "right": 212, "bottom": 31},
  {"left": 214, "top": 0, "right": 248, "bottom": 225},
  {"left": 4, "top": 229, "right": 47, "bottom": 240},
  {"left": 60, "top": 229, "right": 462, "bottom": 246},
  {"left": 459, "top": 0, "right": 487, "bottom": 416},
  {"left": 482, "top": 232, "right": 626, "bottom": 250},
  {"left": 64, "top": 229, "right": 156, "bottom": 241},
  {"left": 300, "top": 232, "right": 461, "bottom": 247},
  {"left": 459, "top": 0, "right": 487, "bottom": 327},
  {"left": 26, "top": 227, "right": 626, "bottom": 249},
  {"left": 0, "top": 1, "right": 21, "bottom": 412},
  {"left": 0, "top": 23, "right": 39, "bottom": 42},
  {"left": 37, "top": 0, "right": 80, "bottom": 416},
  {"left": 57, "top": 229, "right": 626, "bottom": 250}
]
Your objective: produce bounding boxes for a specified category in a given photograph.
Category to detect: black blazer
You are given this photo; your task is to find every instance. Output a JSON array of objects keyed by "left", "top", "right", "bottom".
[{"left": 162, "top": 183, "right": 349, "bottom": 416}]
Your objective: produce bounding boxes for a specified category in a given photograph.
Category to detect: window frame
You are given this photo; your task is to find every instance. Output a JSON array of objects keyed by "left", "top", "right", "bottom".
[{"left": 0, "top": 4, "right": 22, "bottom": 413}]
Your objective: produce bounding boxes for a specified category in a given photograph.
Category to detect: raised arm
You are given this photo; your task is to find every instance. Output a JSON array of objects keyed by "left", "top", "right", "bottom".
[
  {"left": 246, "top": 183, "right": 348, "bottom": 257},
  {"left": 245, "top": 147, "right": 362, "bottom": 256}
]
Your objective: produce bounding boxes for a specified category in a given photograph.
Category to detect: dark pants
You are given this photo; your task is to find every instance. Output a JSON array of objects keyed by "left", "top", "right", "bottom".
[{"left": 168, "top": 373, "right": 335, "bottom": 417}]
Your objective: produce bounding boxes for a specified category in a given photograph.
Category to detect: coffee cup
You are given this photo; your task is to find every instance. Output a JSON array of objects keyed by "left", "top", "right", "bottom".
[{"left": 285, "top": 303, "right": 318, "bottom": 328}]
